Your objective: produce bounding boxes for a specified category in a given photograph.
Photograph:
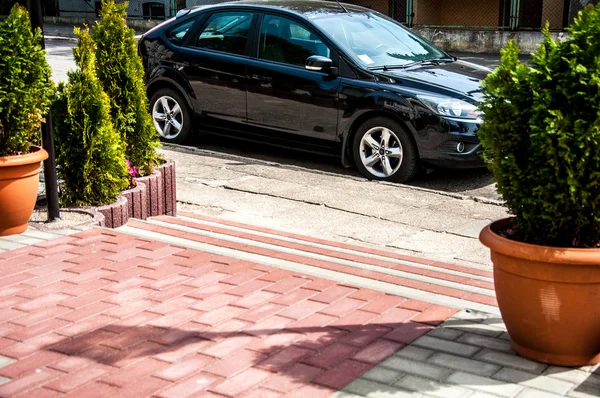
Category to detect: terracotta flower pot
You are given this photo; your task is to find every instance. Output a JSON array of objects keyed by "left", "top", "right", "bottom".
[
  {"left": 480, "top": 218, "right": 600, "bottom": 366},
  {"left": 0, "top": 146, "right": 48, "bottom": 236}
]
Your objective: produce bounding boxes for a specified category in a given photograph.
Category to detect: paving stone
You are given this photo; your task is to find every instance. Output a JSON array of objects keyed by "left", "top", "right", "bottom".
[
  {"left": 474, "top": 349, "right": 547, "bottom": 374},
  {"left": 395, "top": 346, "right": 435, "bottom": 361},
  {"left": 393, "top": 375, "right": 473, "bottom": 398},
  {"left": 494, "top": 368, "right": 575, "bottom": 395},
  {"left": 0, "top": 240, "right": 23, "bottom": 251},
  {"left": 0, "top": 376, "right": 9, "bottom": 386},
  {"left": 568, "top": 384, "right": 600, "bottom": 398},
  {"left": 446, "top": 371, "right": 524, "bottom": 397},
  {"left": 412, "top": 336, "right": 481, "bottom": 357},
  {"left": 361, "top": 367, "right": 404, "bottom": 385},
  {"left": 543, "top": 367, "right": 599, "bottom": 386},
  {"left": 427, "top": 353, "right": 501, "bottom": 377},
  {"left": 439, "top": 319, "right": 504, "bottom": 338},
  {"left": 499, "top": 332, "right": 511, "bottom": 341},
  {"left": 426, "top": 328, "right": 464, "bottom": 341},
  {"left": 456, "top": 333, "right": 514, "bottom": 353},
  {"left": 1, "top": 235, "right": 45, "bottom": 245},
  {"left": 330, "top": 392, "right": 364, "bottom": 398},
  {"left": 343, "top": 378, "right": 418, "bottom": 398},
  {"left": 516, "top": 388, "right": 564, "bottom": 398},
  {"left": 21, "top": 230, "right": 62, "bottom": 240},
  {"left": 452, "top": 310, "right": 497, "bottom": 323},
  {"left": 379, "top": 356, "right": 451, "bottom": 381}
]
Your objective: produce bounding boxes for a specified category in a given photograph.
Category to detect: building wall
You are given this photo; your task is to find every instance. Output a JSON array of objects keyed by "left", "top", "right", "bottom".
[{"left": 414, "top": 0, "right": 500, "bottom": 27}]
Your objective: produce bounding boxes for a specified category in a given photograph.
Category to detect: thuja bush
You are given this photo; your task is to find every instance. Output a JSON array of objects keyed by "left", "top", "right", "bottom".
[
  {"left": 52, "top": 28, "right": 128, "bottom": 206},
  {"left": 92, "top": 0, "right": 160, "bottom": 176},
  {"left": 478, "top": 4, "right": 600, "bottom": 247},
  {"left": 0, "top": 4, "right": 53, "bottom": 156}
]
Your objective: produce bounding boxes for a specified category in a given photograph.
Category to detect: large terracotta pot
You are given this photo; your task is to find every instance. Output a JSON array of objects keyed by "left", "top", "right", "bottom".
[
  {"left": 480, "top": 218, "right": 600, "bottom": 366},
  {"left": 0, "top": 146, "right": 48, "bottom": 236}
]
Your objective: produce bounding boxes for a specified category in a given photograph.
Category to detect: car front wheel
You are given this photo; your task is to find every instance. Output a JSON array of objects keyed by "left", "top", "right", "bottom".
[
  {"left": 352, "top": 117, "right": 419, "bottom": 183},
  {"left": 150, "top": 88, "right": 192, "bottom": 144}
]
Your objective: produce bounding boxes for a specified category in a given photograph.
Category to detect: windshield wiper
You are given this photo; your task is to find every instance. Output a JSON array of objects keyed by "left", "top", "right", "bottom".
[{"left": 368, "top": 57, "right": 455, "bottom": 71}]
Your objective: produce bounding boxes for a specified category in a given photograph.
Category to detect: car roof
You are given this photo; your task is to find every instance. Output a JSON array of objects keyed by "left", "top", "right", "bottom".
[{"left": 184, "top": 0, "right": 371, "bottom": 19}]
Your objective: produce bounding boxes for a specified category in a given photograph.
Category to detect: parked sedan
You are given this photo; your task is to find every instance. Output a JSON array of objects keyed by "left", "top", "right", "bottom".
[{"left": 139, "top": 0, "right": 490, "bottom": 182}]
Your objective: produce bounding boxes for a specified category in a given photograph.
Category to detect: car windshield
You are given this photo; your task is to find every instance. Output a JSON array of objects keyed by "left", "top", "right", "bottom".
[{"left": 312, "top": 12, "right": 447, "bottom": 69}]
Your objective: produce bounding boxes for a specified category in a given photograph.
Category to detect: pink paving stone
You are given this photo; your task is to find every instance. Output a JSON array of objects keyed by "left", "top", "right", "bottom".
[
  {"left": 147, "top": 283, "right": 197, "bottom": 302},
  {"left": 206, "top": 318, "right": 253, "bottom": 341},
  {"left": 261, "top": 363, "right": 323, "bottom": 393},
  {"left": 62, "top": 269, "right": 114, "bottom": 286},
  {"left": 107, "top": 340, "right": 167, "bottom": 368},
  {"left": 352, "top": 339, "right": 404, "bottom": 364},
  {"left": 263, "top": 277, "right": 309, "bottom": 294},
  {"left": 55, "top": 314, "right": 116, "bottom": 337},
  {"left": 370, "top": 307, "right": 420, "bottom": 327},
  {"left": 205, "top": 349, "right": 268, "bottom": 377},
  {"left": 244, "top": 315, "right": 293, "bottom": 337},
  {"left": 153, "top": 354, "right": 215, "bottom": 381},
  {"left": 186, "top": 283, "right": 234, "bottom": 299},
  {"left": 150, "top": 322, "right": 208, "bottom": 346},
  {"left": 300, "top": 278, "right": 338, "bottom": 292},
  {"left": 48, "top": 355, "right": 96, "bottom": 373},
  {"left": 6, "top": 318, "right": 71, "bottom": 342},
  {"left": 233, "top": 291, "right": 279, "bottom": 309},
  {"left": 269, "top": 288, "right": 317, "bottom": 306},
  {"left": 195, "top": 305, "right": 247, "bottom": 327},
  {"left": 44, "top": 363, "right": 113, "bottom": 392},
  {"left": 191, "top": 294, "right": 238, "bottom": 311},
  {"left": 398, "top": 299, "right": 433, "bottom": 312},
  {"left": 58, "top": 289, "right": 114, "bottom": 309},
  {"left": 210, "top": 367, "right": 272, "bottom": 397},
  {"left": 277, "top": 300, "right": 328, "bottom": 320},
  {"left": 102, "top": 326, "right": 165, "bottom": 350},
  {"left": 257, "top": 346, "right": 314, "bottom": 372},
  {"left": 0, "top": 368, "right": 63, "bottom": 397},
  {"left": 20, "top": 387, "right": 64, "bottom": 398},
  {"left": 349, "top": 288, "right": 385, "bottom": 302},
  {"left": 15, "top": 293, "right": 71, "bottom": 312},
  {"left": 103, "top": 299, "right": 155, "bottom": 319},
  {"left": 309, "top": 285, "right": 357, "bottom": 304},
  {"left": 240, "top": 387, "right": 283, "bottom": 398},
  {"left": 103, "top": 287, "right": 154, "bottom": 304},
  {"left": 221, "top": 269, "right": 267, "bottom": 286},
  {"left": 63, "top": 380, "right": 119, "bottom": 398},
  {"left": 313, "top": 359, "right": 373, "bottom": 389},
  {"left": 359, "top": 294, "right": 408, "bottom": 314},
  {"left": 226, "top": 279, "right": 273, "bottom": 297},
  {"left": 156, "top": 372, "right": 223, "bottom": 398},
  {"left": 50, "top": 329, "right": 117, "bottom": 355},
  {"left": 318, "top": 298, "right": 366, "bottom": 317},
  {"left": 302, "top": 343, "right": 358, "bottom": 369},
  {"left": 146, "top": 296, "right": 198, "bottom": 315},
  {"left": 153, "top": 337, "right": 213, "bottom": 363},
  {"left": 383, "top": 322, "right": 435, "bottom": 344},
  {"left": 410, "top": 305, "right": 458, "bottom": 326},
  {"left": 101, "top": 357, "right": 169, "bottom": 387},
  {"left": 281, "top": 383, "right": 334, "bottom": 398},
  {"left": 203, "top": 334, "right": 259, "bottom": 358},
  {"left": 1, "top": 333, "right": 65, "bottom": 359},
  {"left": 57, "top": 301, "right": 116, "bottom": 322},
  {"left": 328, "top": 310, "right": 379, "bottom": 331},
  {"left": 246, "top": 331, "right": 303, "bottom": 355},
  {"left": 0, "top": 351, "right": 66, "bottom": 379},
  {"left": 287, "top": 313, "right": 338, "bottom": 330},
  {"left": 110, "top": 375, "right": 171, "bottom": 398},
  {"left": 339, "top": 324, "right": 392, "bottom": 348},
  {"left": 236, "top": 303, "right": 286, "bottom": 323},
  {"left": 148, "top": 308, "right": 202, "bottom": 329},
  {"left": 292, "top": 328, "right": 347, "bottom": 351}
]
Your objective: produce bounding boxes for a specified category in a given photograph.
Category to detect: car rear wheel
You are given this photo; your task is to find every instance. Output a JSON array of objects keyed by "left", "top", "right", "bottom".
[
  {"left": 150, "top": 88, "right": 192, "bottom": 144},
  {"left": 352, "top": 117, "right": 419, "bottom": 183}
]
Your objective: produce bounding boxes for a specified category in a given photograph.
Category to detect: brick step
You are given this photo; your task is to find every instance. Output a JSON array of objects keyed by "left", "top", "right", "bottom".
[{"left": 117, "top": 217, "right": 498, "bottom": 315}]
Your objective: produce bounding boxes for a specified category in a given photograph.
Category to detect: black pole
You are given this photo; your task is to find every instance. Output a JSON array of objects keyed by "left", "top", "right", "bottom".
[{"left": 27, "top": 0, "right": 60, "bottom": 221}]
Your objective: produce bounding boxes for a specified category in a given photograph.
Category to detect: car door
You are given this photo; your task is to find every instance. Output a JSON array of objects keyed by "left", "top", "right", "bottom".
[
  {"left": 246, "top": 13, "right": 341, "bottom": 142},
  {"left": 176, "top": 10, "right": 255, "bottom": 129}
]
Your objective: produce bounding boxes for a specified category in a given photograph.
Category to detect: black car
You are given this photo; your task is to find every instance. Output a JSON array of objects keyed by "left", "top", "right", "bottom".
[{"left": 139, "top": 0, "right": 490, "bottom": 183}]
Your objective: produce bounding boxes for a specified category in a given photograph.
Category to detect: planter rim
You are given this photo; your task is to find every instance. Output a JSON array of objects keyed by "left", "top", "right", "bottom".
[
  {"left": 0, "top": 146, "right": 48, "bottom": 166},
  {"left": 480, "top": 218, "right": 600, "bottom": 266}
]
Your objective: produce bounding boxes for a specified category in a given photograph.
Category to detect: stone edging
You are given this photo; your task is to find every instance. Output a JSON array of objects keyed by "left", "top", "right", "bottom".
[{"left": 95, "top": 161, "right": 176, "bottom": 228}]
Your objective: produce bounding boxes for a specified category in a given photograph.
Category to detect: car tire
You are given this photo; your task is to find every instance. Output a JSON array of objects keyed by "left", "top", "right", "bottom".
[
  {"left": 352, "top": 117, "right": 419, "bottom": 183},
  {"left": 149, "top": 88, "right": 192, "bottom": 144}
]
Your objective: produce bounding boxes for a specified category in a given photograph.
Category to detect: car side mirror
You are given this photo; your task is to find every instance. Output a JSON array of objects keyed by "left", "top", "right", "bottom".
[{"left": 305, "top": 55, "right": 337, "bottom": 75}]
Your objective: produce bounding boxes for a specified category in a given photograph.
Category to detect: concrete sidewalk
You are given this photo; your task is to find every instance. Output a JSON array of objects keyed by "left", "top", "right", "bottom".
[{"left": 0, "top": 214, "right": 598, "bottom": 398}]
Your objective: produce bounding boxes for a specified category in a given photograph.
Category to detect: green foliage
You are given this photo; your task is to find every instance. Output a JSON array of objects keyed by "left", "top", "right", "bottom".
[
  {"left": 52, "top": 28, "right": 128, "bottom": 206},
  {"left": 0, "top": 4, "right": 54, "bottom": 156},
  {"left": 478, "top": 5, "right": 600, "bottom": 247},
  {"left": 92, "top": 0, "right": 160, "bottom": 176}
]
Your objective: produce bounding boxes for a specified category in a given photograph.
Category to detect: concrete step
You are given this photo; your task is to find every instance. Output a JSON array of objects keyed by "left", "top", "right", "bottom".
[{"left": 116, "top": 212, "right": 498, "bottom": 315}]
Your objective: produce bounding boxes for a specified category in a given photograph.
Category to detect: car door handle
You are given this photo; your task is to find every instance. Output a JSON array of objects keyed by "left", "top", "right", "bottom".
[{"left": 251, "top": 74, "right": 272, "bottom": 82}]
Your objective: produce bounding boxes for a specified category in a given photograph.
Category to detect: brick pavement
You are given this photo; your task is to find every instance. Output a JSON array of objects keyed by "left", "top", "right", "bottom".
[{"left": 0, "top": 215, "right": 598, "bottom": 398}]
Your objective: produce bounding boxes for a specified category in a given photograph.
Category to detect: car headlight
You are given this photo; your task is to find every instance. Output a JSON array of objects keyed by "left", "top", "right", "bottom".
[{"left": 417, "top": 95, "right": 482, "bottom": 121}]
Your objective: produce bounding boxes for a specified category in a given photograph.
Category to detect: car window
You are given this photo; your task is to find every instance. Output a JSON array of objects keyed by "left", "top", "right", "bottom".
[
  {"left": 259, "top": 14, "right": 331, "bottom": 66},
  {"left": 194, "top": 11, "right": 252, "bottom": 55},
  {"left": 166, "top": 19, "right": 195, "bottom": 46}
]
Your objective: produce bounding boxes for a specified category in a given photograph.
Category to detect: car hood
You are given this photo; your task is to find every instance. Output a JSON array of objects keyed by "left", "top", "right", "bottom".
[{"left": 380, "top": 60, "right": 490, "bottom": 102}]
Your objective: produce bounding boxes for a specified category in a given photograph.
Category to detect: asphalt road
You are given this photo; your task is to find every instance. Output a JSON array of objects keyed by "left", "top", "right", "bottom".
[{"left": 45, "top": 39, "right": 501, "bottom": 201}]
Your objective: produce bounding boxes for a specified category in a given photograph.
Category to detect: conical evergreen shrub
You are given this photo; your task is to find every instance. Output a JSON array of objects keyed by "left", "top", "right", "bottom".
[
  {"left": 0, "top": 4, "right": 54, "bottom": 156},
  {"left": 92, "top": 0, "right": 160, "bottom": 176},
  {"left": 52, "top": 28, "right": 128, "bottom": 206}
]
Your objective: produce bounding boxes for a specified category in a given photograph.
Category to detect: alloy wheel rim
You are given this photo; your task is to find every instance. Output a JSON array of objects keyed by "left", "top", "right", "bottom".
[
  {"left": 152, "top": 95, "right": 183, "bottom": 139},
  {"left": 359, "top": 126, "right": 403, "bottom": 178}
]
